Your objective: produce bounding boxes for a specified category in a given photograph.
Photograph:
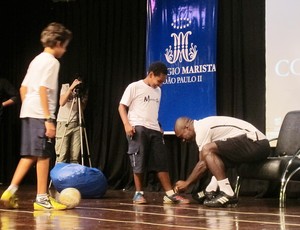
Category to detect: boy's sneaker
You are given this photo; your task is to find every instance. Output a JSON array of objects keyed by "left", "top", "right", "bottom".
[
  {"left": 1, "top": 190, "right": 19, "bottom": 209},
  {"left": 133, "top": 192, "right": 147, "bottom": 204},
  {"left": 203, "top": 191, "right": 238, "bottom": 208},
  {"left": 192, "top": 190, "right": 218, "bottom": 204},
  {"left": 163, "top": 193, "right": 190, "bottom": 204},
  {"left": 34, "top": 196, "right": 67, "bottom": 210}
]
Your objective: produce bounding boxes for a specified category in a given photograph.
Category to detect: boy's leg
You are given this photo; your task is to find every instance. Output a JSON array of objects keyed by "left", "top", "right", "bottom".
[
  {"left": 34, "top": 157, "right": 67, "bottom": 210},
  {"left": 157, "top": 172, "right": 190, "bottom": 204},
  {"left": 36, "top": 157, "right": 50, "bottom": 194},
  {"left": 133, "top": 173, "right": 143, "bottom": 191},
  {"left": 157, "top": 171, "right": 173, "bottom": 191},
  {"left": 1, "top": 157, "right": 35, "bottom": 208},
  {"left": 132, "top": 173, "right": 147, "bottom": 204},
  {"left": 11, "top": 157, "right": 36, "bottom": 185}
]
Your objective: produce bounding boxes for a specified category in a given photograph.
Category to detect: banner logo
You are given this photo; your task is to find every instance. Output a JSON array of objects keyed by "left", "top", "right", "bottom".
[{"left": 165, "top": 31, "right": 197, "bottom": 63}]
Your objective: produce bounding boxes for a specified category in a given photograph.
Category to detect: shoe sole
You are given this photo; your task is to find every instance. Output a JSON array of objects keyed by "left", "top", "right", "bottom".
[
  {"left": 1, "top": 198, "right": 19, "bottom": 209},
  {"left": 163, "top": 199, "right": 190, "bottom": 204},
  {"left": 204, "top": 202, "right": 238, "bottom": 208},
  {"left": 133, "top": 200, "right": 147, "bottom": 204},
  {"left": 163, "top": 200, "right": 175, "bottom": 204},
  {"left": 226, "top": 203, "right": 238, "bottom": 208},
  {"left": 34, "top": 203, "right": 67, "bottom": 210}
]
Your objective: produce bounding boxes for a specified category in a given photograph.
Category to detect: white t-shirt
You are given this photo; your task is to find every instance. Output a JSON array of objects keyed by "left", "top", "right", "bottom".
[
  {"left": 194, "top": 116, "right": 267, "bottom": 151},
  {"left": 20, "top": 52, "right": 60, "bottom": 119},
  {"left": 120, "top": 79, "right": 161, "bottom": 131},
  {"left": 57, "top": 84, "right": 79, "bottom": 122}
]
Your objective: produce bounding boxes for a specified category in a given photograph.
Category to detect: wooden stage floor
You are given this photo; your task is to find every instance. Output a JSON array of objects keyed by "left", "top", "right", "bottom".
[{"left": 1, "top": 185, "right": 300, "bottom": 229}]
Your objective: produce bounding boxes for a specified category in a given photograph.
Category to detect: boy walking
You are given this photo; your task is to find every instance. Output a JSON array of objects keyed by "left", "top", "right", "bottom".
[{"left": 1, "top": 22, "right": 72, "bottom": 210}]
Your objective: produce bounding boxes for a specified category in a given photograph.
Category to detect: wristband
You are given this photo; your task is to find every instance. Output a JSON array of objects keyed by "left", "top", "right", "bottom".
[{"left": 45, "top": 118, "right": 55, "bottom": 123}]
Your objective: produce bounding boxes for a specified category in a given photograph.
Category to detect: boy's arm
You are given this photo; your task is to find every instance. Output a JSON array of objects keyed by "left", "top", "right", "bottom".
[
  {"left": 19, "top": 85, "right": 27, "bottom": 102},
  {"left": 118, "top": 103, "right": 135, "bottom": 137},
  {"left": 40, "top": 86, "right": 56, "bottom": 138}
]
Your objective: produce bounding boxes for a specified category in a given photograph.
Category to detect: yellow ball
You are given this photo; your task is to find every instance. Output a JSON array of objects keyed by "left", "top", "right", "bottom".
[{"left": 58, "top": 187, "right": 81, "bottom": 209}]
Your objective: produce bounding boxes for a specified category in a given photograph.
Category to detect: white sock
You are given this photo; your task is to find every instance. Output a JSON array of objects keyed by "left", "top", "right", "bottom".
[
  {"left": 135, "top": 191, "right": 144, "bottom": 195},
  {"left": 36, "top": 193, "right": 48, "bottom": 202},
  {"left": 7, "top": 184, "right": 18, "bottom": 194},
  {"left": 217, "top": 178, "right": 234, "bottom": 196},
  {"left": 166, "top": 189, "right": 175, "bottom": 196},
  {"left": 205, "top": 176, "right": 218, "bottom": 192}
]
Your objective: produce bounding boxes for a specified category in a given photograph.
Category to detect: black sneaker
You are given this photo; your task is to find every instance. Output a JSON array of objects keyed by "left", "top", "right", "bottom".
[
  {"left": 192, "top": 190, "right": 218, "bottom": 204},
  {"left": 203, "top": 191, "right": 238, "bottom": 208}
]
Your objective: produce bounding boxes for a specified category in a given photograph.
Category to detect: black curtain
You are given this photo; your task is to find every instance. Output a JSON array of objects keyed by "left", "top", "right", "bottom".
[{"left": 0, "top": 0, "right": 267, "bottom": 195}]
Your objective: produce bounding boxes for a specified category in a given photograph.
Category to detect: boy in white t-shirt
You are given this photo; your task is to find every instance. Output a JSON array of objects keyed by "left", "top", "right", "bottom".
[
  {"left": 0, "top": 22, "right": 72, "bottom": 210},
  {"left": 118, "top": 61, "right": 189, "bottom": 204}
]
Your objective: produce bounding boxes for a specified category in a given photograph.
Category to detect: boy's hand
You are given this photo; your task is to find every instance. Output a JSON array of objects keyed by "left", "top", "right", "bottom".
[{"left": 45, "top": 121, "right": 56, "bottom": 138}]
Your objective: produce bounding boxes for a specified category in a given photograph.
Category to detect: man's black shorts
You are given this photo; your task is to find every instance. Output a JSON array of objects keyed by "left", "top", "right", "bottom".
[{"left": 215, "top": 134, "right": 270, "bottom": 167}]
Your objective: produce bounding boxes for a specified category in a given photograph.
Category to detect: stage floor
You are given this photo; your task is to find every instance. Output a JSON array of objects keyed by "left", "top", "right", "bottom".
[{"left": 1, "top": 185, "right": 300, "bottom": 229}]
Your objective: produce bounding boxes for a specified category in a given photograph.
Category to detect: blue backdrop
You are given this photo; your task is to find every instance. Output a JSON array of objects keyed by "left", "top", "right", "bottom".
[{"left": 146, "top": 0, "right": 218, "bottom": 133}]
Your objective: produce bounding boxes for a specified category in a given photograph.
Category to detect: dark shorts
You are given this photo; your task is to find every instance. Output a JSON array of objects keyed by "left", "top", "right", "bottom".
[
  {"left": 215, "top": 134, "right": 270, "bottom": 168},
  {"left": 20, "top": 118, "right": 55, "bottom": 157},
  {"left": 127, "top": 126, "right": 169, "bottom": 173}
]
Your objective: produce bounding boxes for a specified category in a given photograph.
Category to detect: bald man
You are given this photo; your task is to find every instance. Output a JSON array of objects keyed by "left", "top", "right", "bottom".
[{"left": 174, "top": 116, "right": 270, "bottom": 207}]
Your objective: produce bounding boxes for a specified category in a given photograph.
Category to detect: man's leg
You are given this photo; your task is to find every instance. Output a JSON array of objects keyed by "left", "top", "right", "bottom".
[
  {"left": 201, "top": 143, "right": 238, "bottom": 207},
  {"left": 202, "top": 143, "right": 226, "bottom": 180},
  {"left": 202, "top": 143, "right": 234, "bottom": 194}
]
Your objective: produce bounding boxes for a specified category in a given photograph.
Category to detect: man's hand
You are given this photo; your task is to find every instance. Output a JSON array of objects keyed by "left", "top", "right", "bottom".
[{"left": 174, "top": 180, "right": 190, "bottom": 193}]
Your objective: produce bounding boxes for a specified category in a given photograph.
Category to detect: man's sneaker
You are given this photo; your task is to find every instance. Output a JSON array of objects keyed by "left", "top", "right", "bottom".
[
  {"left": 34, "top": 196, "right": 67, "bottom": 210},
  {"left": 192, "top": 190, "right": 218, "bottom": 204},
  {"left": 163, "top": 193, "right": 190, "bottom": 204},
  {"left": 0, "top": 190, "right": 19, "bottom": 209},
  {"left": 133, "top": 192, "right": 147, "bottom": 204},
  {"left": 203, "top": 191, "right": 238, "bottom": 208}
]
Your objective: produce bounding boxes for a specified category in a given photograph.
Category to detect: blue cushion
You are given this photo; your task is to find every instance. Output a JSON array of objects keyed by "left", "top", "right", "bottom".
[{"left": 50, "top": 163, "right": 108, "bottom": 198}]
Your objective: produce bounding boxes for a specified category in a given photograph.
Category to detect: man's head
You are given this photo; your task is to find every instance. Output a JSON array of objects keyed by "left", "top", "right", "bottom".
[
  {"left": 174, "top": 117, "right": 195, "bottom": 142},
  {"left": 146, "top": 61, "right": 168, "bottom": 88}
]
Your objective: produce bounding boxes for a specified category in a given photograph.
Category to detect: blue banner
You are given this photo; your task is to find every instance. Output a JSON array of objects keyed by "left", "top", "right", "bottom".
[{"left": 146, "top": 0, "right": 218, "bottom": 133}]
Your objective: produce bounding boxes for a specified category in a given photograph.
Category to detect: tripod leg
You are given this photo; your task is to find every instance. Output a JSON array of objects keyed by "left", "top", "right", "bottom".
[
  {"left": 83, "top": 126, "right": 92, "bottom": 167},
  {"left": 77, "top": 97, "right": 92, "bottom": 167}
]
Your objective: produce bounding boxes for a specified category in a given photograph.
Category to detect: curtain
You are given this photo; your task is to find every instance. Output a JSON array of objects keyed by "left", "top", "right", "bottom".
[{"left": 0, "top": 0, "right": 267, "bottom": 195}]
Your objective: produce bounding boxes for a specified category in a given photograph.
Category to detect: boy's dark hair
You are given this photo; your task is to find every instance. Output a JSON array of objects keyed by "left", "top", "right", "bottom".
[
  {"left": 148, "top": 61, "right": 168, "bottom": 76},
  {"left": 40, "top": 22, "right": 73, "bottom": 48}
]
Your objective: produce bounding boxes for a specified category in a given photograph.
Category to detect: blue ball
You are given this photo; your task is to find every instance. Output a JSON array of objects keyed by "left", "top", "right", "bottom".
[{"left": 50, "top": 163, "right": 108, "bottom": 198}]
